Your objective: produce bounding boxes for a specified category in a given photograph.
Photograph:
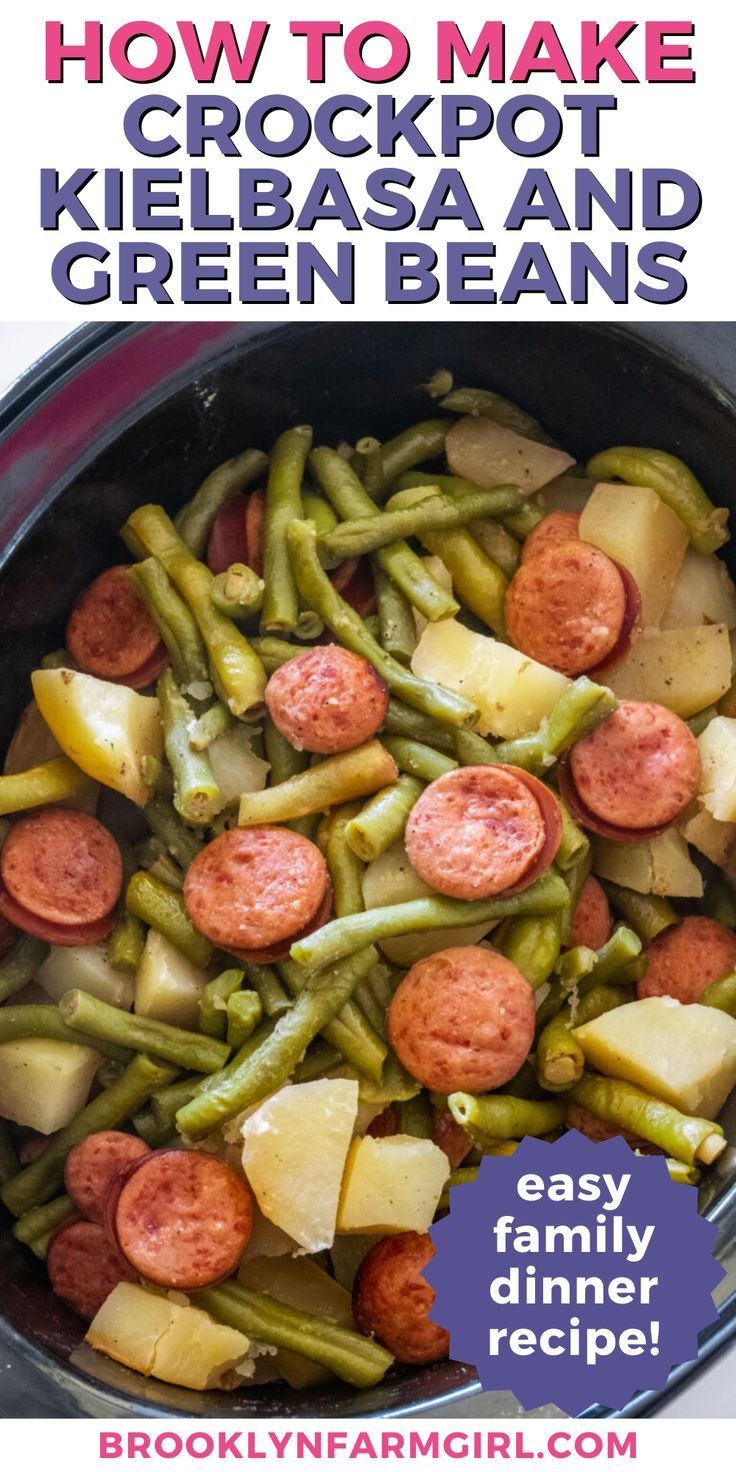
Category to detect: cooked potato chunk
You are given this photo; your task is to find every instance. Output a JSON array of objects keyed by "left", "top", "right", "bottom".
[
  {"left": 661, "top": 549, "right": 736, "bottom": 630},
  {"left": 698, "top": 717, "right": 736, "bottom": 823},
  {"left": 592, "top": 828, "right": 703, "bottom": 898},
  {"left": 574, "top": 997, "right": 736, "bottom": 1118},
  {"left": 579, "top": 482, "right": 688, "bottom": 627},
  {"left": 681, "top": 802, "right": 736, "bottom": 876},
  {"left": 32, "top": 668, "right": 162, "bottom": 807},
  {"left": 208, "top": 725, "right": 270, "bottom": 809},
  {"left": 241, "top": 1080, "right": 359, "bottom": 1252},
  {"left": 446, "top": 417, "right": 574, "bottom": 494},
  {"left": 362, "top": 840, "right": 490, "bottom": 965},
  {"left": 37, "top": 941, "right": 134, "bottom": 1011},
  {"left": 605, "top": 624, "right": 731, "bottom": 718},
  {"left": 239, "top": 1256, "right": 355, "bottom": 1388},
  {"left": 412, "top": 618, "right": 569, "bottom": 738},
  {"left": 0, "top": 1039, "right": 100, "bottom": 1133},
  {"left": 135, "top": 928, "right": 209, "bottom": 1028},
  {"left": 336, "top": 1134, "right": 449, "bottom": 1235},
  {"left": 86, "top": 1282, "right": 251, "bottom": 1390}
]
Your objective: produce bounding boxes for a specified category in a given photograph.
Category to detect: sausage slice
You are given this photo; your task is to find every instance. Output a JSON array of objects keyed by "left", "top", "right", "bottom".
[
  {"left": 432, "top": 1106, "right": 472, "bottom": 1168},
  {"left": 638, "top": 915, "right": 736, "bottom": 1004},
  {"left": 265, "top": 646, "right": 389, "bottom": 755},
  {"left": 64, "top": 1131, "right": 151, "bottom": 1225},
  {"left": 227, "top": 883, "right": 332, "bottom": 965},
  {"left": 0, "top": 809, "right": 122, "bottom": 942},
  {"left": 505, "top": 540, "right": 638, "bottom": 676},
  {"left": 567, "top": 701, "right": 701, "bottom": 836},
  {"left": 48, "top": 1220, "right": 138, "bottom": 1321},
  {"left": 568, "top": 876, "right": 611, "bottom": 952},
  {"left": 66, "top": 566, "right": 166, "bottom": 686},
  {"left": 353, "top": 1232, "right": 449, "bottom": 1365},
  {"left": 405, "top": 765, "right": 560, "bottom": 900},
  {"left": 112, "top": 1151, "right": 253, "bottom": 1289},
  {"left": 521, "top": 510, "right": 581, "bottom": 563},
  {"left": 388, "top": 945, "right": 535, "bottom": 1094},
  {"left": 183, "top": 826, "right": 329, "bottom": 955}
]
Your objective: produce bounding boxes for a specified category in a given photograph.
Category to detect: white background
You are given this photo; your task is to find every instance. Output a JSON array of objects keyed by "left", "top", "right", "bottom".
[{"left": 0, "top": 3, "right": 733, "bottom": 319}]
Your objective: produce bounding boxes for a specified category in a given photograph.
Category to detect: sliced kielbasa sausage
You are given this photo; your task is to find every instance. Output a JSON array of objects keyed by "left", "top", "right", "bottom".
[
  {"left": 64, "top": 1131, "right": 151, "bottom": 1225},
  {"left": 66, "top": 566, "right": 167, "bottom": 687},
  {"left": 48, "top": 1220, "right": 138, "bottom": 1320},
  {"left": 637, "top": 915, "right": 736, "bottom": 1004},
  {"left": 568, "top": 876, "right": 611, "bottom": 952},
  {"left": 521, "top": 511, "right": 581, "bottom": 563},
  {"left": 112, "top": 1150, "right": 253, "bottom": 1290},
  {"left": 0, "top": 809, "right": 122, "bottom": 944},
  {"left": 388, "top": 945, "right": 535, "bottom": 1094},
  {"left": 567, "top": 700, "right": 701, "bottom": 836},
  {"left": 183, "top": 826, "right": 329, "bottom": 955},
  {"left": 265, "top": 646, "right": 389, "bottom": 755},
  {"left": 432, "top": 1106, "right": 472, "bottom": 1168},
  {"left": 505, "top": 540, "right": 637, "bottom": 676},
  {"left": 405, "top": 764, "right": 560, "bottom": 901},
  {"left": 353, "top": 1232, "right": 449, "bottom": 1365}
]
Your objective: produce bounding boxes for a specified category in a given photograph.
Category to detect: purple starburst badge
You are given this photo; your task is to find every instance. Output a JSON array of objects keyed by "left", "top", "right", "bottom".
[{"left": 426, "top": 1131, "right": 724, "bottom": 1414}]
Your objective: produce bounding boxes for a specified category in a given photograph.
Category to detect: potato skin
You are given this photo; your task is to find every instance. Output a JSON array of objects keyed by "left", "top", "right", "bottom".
[
  {"left": 353, "top": 1231, "right": 449, "bottom": 1364},
  {"left": 388, "top": 946, "right": 535, "bottom": 1094}
]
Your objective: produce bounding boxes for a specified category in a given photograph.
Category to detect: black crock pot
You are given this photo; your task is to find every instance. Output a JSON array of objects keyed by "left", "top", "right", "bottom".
[{"left": 1, "top": 320, "right": 736, "bottom": 1419}]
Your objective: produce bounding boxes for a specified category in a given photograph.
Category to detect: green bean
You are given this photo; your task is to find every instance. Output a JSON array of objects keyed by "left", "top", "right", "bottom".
[
  {"left": 701, "top": 967, "right": 736, "bottom": 1014},
  {"left": 249, "top": 636, "right": 300, "bottom": 673},
  {"left": 107, "top": 914, "right": 146, "bottom": 974},
  {"left": 439, "top": 1166, "right": 479, "bottom": 1209},
  {"left": 1, "top": 1053, "right": 177, "bottom": 1216},
  {"left": 40, "top": 649, "right": 71, "bottom": 670},
  {"left": 503, "top": 502, "right": 545, "bottom": 539},
  {"left": 144, "top": 794, "right": 203, "bottom": 871},
  {"left": 278, "top": 959, "right": 387, "bottom": 1085},
  {"left": 211, "top": 563, "right": 264, "bottom": 619},
  {"left": 0, "top": 935, "right": 49, "bottom": 1004},
  {"left": 352, "top": 436, "right": 384, "bottom": 498},
  {"left": 126, "top": 871, "right": 213, "bottom": 968},
  {"left": 287, "top": 519, "right": 478, "bottom": 728},
  {"left": 370, "top": 419, "right": 450, "bottom": 495},
  {"left": 60, "top": 990, "right": 230, "bottom": 1074},
  {"left": 138, "top": 840, "right": 184, "bottom": 891},
  {"left": 129, "top": 559, "right": 210, "bottom": 687},
  {"left": 558, "top": 926, "right": 642, "bottom": 992},
  {"left": 556, "top": 803, "right": 590, "bottom": 871},
  {"left": 292, "top": 1039, "right": 342, "bottom": 1082},
  {"left": 176, "top": 946, "right": 379, "bottom": 1134},
  {"left": 569, "top": 1074, "right": 725, "bottom": 1166},
  {"left": 454, "top": 679, "right": 617, "bottom": 775},
  {"left": 263, "top": 715, "right": 310, "bottom": 787},
  {"left": 197, "top": 1282, "right": 393, "bottom": 1388},
  {"left": 199, "top": 968, "right": 246, "bottom": 1039},
  {"left": 322, "top": 802, "right": 365, "bottom": 919},
  {"left": 0, "top": 756, "right": 94, "bottom": 816},
  {"left": 352, "top": 976, "right": 389, "bottom": 1038},
  {"left": 140, "top": 754, "right": 174, "bottom": 796},
  {"left": 261, "top": 425, "right": 312, "bottom": 632},
  {"left": 585, "top": 447, "right": 729, "bottom": 555},
  {"left": 302, "top": 492, "right": 338, "bottom": 536},
  {"left": 468, "top": 519, "right": 521, "bottom": 579},
  {"left": 0, "top": 1004, "right": 131, "bottom": 1063},
  {"left": 152, "top": 1025, "right": 274, "bottom": 1132},
  {"left": 13, "top": 1195, "right": 77, "bottom": 1258},
  {"left": 346, "top": 776, "right": 424, "bottom": 863},
  {"left": 381, "top": 736, "right": 457, "bottom": 784},
  {"left": 226, "top": 990, "right": 263, "bottom": 1049},
  {"left": 188, "top": 700, "right": 232, "bottom": 751},
  {"left": 494, "top": 915, "right": 562, "bottom": 989},
  {"left": 398, "top": 1093, "right": 433, "bottom": 1138},
  {"left": 309, "top": 447, "right": 457, "bottom": 623},
  {"left": 131, "top": 1106, "right": 176, "bottom": 1149},
  {"left": 663, "top": 1158, "right": 701, "bottom": 1187},
  {"left": 158, "top": 669, "right": 220, "bottom": 825},
  {"left": 320, "top": 485, "right": 524, "bottom": 563},
  {"left": 123, "top": 505, "right": 266, "bottom": 716},
  {"left": 0, "top": 1120, "right": 19, "bottom": 1185},
  {"left": 291, "top": 869, "right": 568, "bottom": 972},
  {"left": 238, "top": 740, "right": 398, "bottom": 827},
  {"left": 687, "top": 704, "right": 719, "bottom": 738},
  {"left": 175, "top": 447, "right": 268, "bottom": 555},
  {"left": 502, "top": 1060, "right": 544, "bottom": 1100},
  {"left": 449, "top": 1093, "right": 565, "bottom": 1140},
  {"left": 599, "top": 881, "right": 678, "bottom": 942},
  {"left": 438, "top": 386, "right": 559, "bottom": 447},
  {"left": 387, "top": 486, "right": 509, "bottom": 636},
  {"left": 394, "top": 470, "right": 545, "bottom": 538},
  {"left": 536, "top": 984, "right": 627, "bottom": 1091},
  {"left": 382, "top": 698, "right": 457, "bottom": 754},
  {"left": 702, "top": 875, "right": 736, "bottom": 930},
  {"left": 242, "top": 962, "right": 292, "bottom": 1019},
  {"left": 421, "top": 368, "right": 454, "bottom": 401},
  {"left": 373, "top": 565, "right": 416, "bottom": 666}
]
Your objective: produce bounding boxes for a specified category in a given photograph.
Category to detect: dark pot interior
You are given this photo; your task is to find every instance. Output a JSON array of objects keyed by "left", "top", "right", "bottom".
[{"left": 1, "top": 320, "right": 736, "bottom": 1418}]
